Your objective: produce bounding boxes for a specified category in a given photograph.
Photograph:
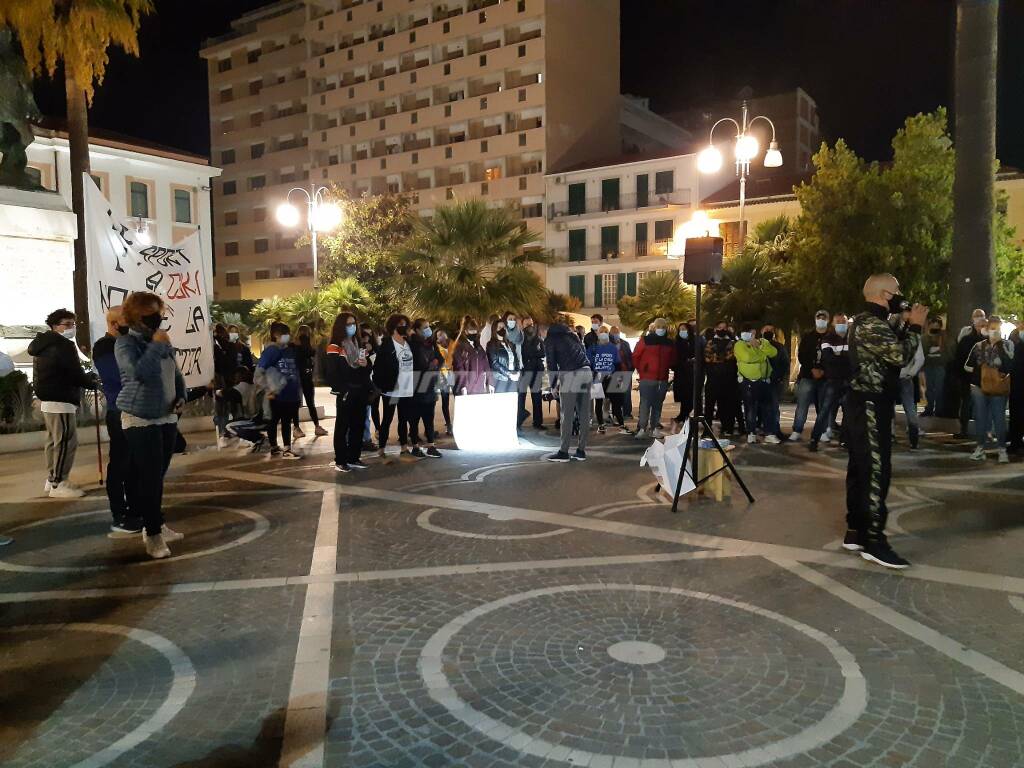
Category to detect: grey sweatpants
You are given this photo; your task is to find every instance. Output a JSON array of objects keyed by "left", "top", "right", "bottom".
[
  {"left": 557, "top": 370, "right": 593, "bottom": 454},
  {"left": 43, "top": 411, "right": 78, "bottom": 483}
]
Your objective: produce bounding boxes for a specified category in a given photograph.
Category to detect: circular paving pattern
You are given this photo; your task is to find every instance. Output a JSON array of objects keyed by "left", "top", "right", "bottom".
[
  {"left": 0, "top": 505, "right": 270, "bottom": 572},
  {"left": 416, "top": 507, "right": 573, "bottom": 540},
  {"left": 0, "top": 622, "right": 196, "bottom": 768},
  {"left": 419, "top": 583, "right": 867, "bottom": 765}
]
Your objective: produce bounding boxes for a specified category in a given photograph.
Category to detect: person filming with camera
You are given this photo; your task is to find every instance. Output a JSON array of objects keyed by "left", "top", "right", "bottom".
[{"left": 842, "top": 274, "right": 927, "bottom": 570}]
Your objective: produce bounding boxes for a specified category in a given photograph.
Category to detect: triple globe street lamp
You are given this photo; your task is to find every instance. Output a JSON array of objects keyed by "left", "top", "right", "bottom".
[
  {"left": 275, "top": 184, "right": 344, "bottom": 284},
  {"left": 695, "top": 100, "right": 783, "bottom": 244}
]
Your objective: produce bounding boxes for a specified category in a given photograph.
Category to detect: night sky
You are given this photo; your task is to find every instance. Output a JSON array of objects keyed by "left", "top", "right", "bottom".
[{"left": 30, "top": 0, "right": 1024, "bottom": 167}]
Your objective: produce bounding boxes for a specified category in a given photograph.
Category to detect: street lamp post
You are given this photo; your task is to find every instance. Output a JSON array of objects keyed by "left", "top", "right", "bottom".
[
  {"left": 696, "top": 100, "right": 782, "bottom": 247},
  {"left": 275, "top": 183, "right": 343, "bottom": 285}
]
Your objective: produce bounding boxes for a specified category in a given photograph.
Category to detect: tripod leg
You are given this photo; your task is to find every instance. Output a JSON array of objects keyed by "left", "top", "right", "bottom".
[
  {"left": 671, "top": 424, "right": 698, "bottom": 514},
  {"left": 700, "top": 417, "right": 755, "bottom": 503}
]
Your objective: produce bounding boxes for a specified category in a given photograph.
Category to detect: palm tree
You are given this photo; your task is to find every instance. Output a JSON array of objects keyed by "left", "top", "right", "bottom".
[
  {"left": 248, "top": 296, "right": 290, "bottom": 341},
  {"left": 0, "top": 0, "right": 153, "bottom": 348},
  {"left": 282, "top": 290, "right": 327, "bottom": 337},
  {"left": 949, "top": 0, "right": 998, "bottom": 327},
  {"left": 393, "top": 199, "right": 548, "bottom": 326},
  {"left": 616, "top": 272, "right": 695, "bottom": 331},
  {"left": 317, "top": 277, "right": 372, "bottom": 323}
]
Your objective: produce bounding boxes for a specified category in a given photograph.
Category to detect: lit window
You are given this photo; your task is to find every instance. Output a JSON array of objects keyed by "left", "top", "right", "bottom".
[
  {"left": 129, "top": 181, "right": 149, "bottom": 218},
  {"left": 173, "top": 189, "right": 193, "bottom": 224}
]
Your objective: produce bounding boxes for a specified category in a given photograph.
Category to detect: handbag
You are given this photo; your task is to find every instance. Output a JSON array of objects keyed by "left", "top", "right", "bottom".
[
  {"left": 590, "top": 380, "right": 605, "bottom": 400},
  {"left": 980, "top": 363, "right": 1010, "bottom": 396}
]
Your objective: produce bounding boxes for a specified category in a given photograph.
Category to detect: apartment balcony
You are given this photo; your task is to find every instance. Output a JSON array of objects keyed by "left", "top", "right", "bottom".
[
  {"left": 469, "top": 124, "right": 502, "bottom": 139},
  {"left": 370, "top": 104, "right": 399, "bottom": 119},
  {"left": 548, "top": 242, "right": 672, "bottom": 264},
  {"left": 468, "top": 81, "right": 501, "bottom": 97},
  {"left": 468, "top": 38, "right": 502, "bottom": 54},
  {"left": 548, "top": 189, "right": 693, "bottom": 220}
]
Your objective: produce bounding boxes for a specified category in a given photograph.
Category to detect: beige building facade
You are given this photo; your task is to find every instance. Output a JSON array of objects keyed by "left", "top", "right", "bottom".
[{"left": 202, "top": 0, "right": 620, "bottom": 300}]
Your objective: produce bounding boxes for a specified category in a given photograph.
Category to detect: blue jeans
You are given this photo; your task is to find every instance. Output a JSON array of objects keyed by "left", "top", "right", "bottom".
[
  {"left": 898, "top": 377, "right": 919, "bottom": 434},
  {"left": 637, "top": 380, "right": 669, "bottom": 432},
  {"left": 811, "top": 381, "right": 845, "bottom": 441},
  {"left": 741, "top": 380, "right": 772, "bottom": 434},
  {"left": 971, "top": 387, "right": 1007, "bottom": 449},
  {"left": 923, "top": 363, "right": 944, "bottom": 415},
  {"left": 792, "top": 378, "right": 823, "bottom": 435}
]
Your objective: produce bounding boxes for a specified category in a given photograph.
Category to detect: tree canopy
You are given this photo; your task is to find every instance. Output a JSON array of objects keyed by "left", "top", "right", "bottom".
[{"left": 616, "top": 271, "right": 695, "bottom": 330}]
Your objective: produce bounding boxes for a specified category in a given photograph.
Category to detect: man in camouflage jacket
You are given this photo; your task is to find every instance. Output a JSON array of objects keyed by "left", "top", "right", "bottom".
[{"left": 843, "top": 273, "right": 928, "bottom": 570}]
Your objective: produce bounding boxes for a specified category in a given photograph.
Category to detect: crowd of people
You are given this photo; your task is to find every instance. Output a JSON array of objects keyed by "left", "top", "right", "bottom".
[{"left": 19, "top": 281, "right": 1022, "bottom": 561}]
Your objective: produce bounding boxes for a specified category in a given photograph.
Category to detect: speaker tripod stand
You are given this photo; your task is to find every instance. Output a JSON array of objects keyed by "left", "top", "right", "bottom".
[{"left": 670, "top": 281, "right": 755, "bottom": 512}]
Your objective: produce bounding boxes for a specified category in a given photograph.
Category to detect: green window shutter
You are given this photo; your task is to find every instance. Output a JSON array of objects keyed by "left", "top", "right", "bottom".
[
  {"left": 601, "top": 178, "right": 620, "bottom": 211},
  {"left": 568, "top": 183, "right": 586, "bottom": 215},
  {"left": 626, "top": 272, "right": 637, "bottom": 296},
  {"left": 568, "top": 275, "right": 585, "bottom": 304},
  {"left": 568, "top": 229, "right": 586, "bottom": 262},
  {"left": 600, "top": 225, "right": 619, "bottom": 259},
  {"left": 636, "top": 174, "right": 648, "bottom": 207},
  {"left": 616, "top": 272, "right": 626, "bottom": 300},
  {"left": 594, "top": 274, "right": 603, "bottom": 307}
]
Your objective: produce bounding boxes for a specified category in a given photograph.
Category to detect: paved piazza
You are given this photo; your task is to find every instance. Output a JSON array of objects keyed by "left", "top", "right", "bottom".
[{"left": 1, "top": 420, "right": 1023, "bottom": 768}]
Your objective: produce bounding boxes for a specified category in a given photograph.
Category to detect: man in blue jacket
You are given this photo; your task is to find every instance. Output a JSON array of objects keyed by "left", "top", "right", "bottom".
[
  {"left": 545, "top": 321, "right": 593, "bottom": 462},
  {"left": 93, "top": 306, "right": 141, "bottom": 536}
]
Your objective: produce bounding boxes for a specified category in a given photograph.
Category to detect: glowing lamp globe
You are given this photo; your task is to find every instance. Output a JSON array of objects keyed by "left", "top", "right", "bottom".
[
  {"left": 696, "top": 145, "right": 723, "bottom": 174},
  {"left": 276, "top": 202, "right": 301, "bottom": 228},
  {"left": 312, "top": 202, "right": 343, "bottom": 232},
  {"left": 136, "top": 226, "right": 152, "bottom": 246},
  {"left": 734, "top": 134, "right": 759, "bottom": 163},
  {"left": 764, "top": 140, "right": 783, "bottom": 168}
]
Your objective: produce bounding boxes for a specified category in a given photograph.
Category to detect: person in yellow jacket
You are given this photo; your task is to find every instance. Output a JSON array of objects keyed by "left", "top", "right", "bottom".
[
  {"left": 436, "top": 328, "right": 455, "bottom": 435},
  {"left": 733, "top": 323, "right": 779, "bottom": 445}
]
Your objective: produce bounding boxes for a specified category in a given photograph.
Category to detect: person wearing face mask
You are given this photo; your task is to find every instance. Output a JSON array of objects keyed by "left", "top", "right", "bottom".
[
  {"left": 256, "top": 321, "right": 303, "bottom": 459},
  {"left": 371, "top": 314, "right": 416, "bottom": 461},
  {"left": 843, "top": 274, "right": 927, "bottom": 569},
  {"left": 608, "top": 325, "right": 634, "bottom": 425},
  {"left": 760, "top": 324, "right": 789, "bottom": 442},
  {"left": 28, "top": 307, "right": 98, "bottom": 499},
  {"left": 405, "top": 318, "right": 444, "bottom": 458},
  {"left": 435, "top": 328, "right": 454, "bottom": 435},
  {"left": 487, "top": 317, "right": 523, "bottom": 397},
  {"left": 212, "top": 323, "right": 241, "bottom": 448},
  {"left": 544, "top": 319, "right": 593, "bottom": 461},
  {"left": 809, "top": 314, "right": 851, "bottom": 451},
  {"left": 326, "top": 312, "right": 372, "bottom": 471},
  {"left": 519, "top": 315, "right": 547, "bottom": 430},
  {"left": 453, "top": 315, "right": 491, "bottom": 396},
  {"left": 92, "top": 306, "right": 139, "bottom": 534},
  {"left": 585, "top": 325, "right": 622, "bottom": 434},
  {"left": 920, "top": 318, "right": 948, "bottom": 418},
  {"left": 963, "top": 315, "right": 1014, "bottom": 463},
  {"left": 789, "top": 310, "right": 831, "bottom": 442},
  {"left": 113, "top": 292, "right": 188, "bottom": 559},
  {"left": 359, "top": 322, "right": 382, "bottom": 449},
  {"left": 733, "top": 324, "right": 779, "bottom": 444},
  {"left": 895, "top": 313, "right": 926, "bottom": 450},
  {"left": 952, "top": 309, "right": 989, "bottom": 438},
  {"left": 632, "top": 317, "right": 677, "bottom": 439},
  {"left": 290, "top": 324, "right": 329, "bottom": 440},
  {"left": 671, "top": 322, "right": 695, "bottom": 429},
  {"left": 703, "top": 322, "right": 737, "bottom": 438},
  {"left": 584, "top": 314, "right": 604, "bottom": 348}
]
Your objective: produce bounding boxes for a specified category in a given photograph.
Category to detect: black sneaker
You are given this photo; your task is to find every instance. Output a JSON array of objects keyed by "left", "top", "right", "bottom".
[
  {"left": 270, "top": 447, "right": 282, "bottom": 457},
  {"left": 572, "top": 449, "right": 587, "bottom": 461},
  {"left": 909, "top": 426, "right": 919, "bottom": 450},
  {"left": 348, "top": 460, "right": 369, "bottom": 470},
  {"left": 808, "top": 440, "right": 819, "bottom": 452},
  {"left": 841, "top": 529, "right": 864, "bottom": 552},
  {"left": 410, "top": 446, "right": 426, "bottom": 458},
  {"left": 597, "top": 424, "right": 606, "bottom": 434},
  {"left": 546, "top": 451, "right": 571, "bottom": 463},
  {"left": 109, "top": 522, "right": 143, "bottom": 539},
  {"left": 249, "top": 437, "right": 266, "bottom": 454},
  {"left": 334, "top": 462, "right": 351, "bottom": 473},
  {"left": 861, "top": 541, "right": 910, "bottom": 570},
  {"left": 425, "top": 446, "right": 442, "bottom": 458}
]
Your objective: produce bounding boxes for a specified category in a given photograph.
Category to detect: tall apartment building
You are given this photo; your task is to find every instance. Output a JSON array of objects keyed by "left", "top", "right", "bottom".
[{"left": 202, "top": 0, "right": 620, "bottom": 301}]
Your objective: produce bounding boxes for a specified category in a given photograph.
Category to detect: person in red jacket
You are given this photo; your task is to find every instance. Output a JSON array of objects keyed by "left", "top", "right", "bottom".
[{"left": 632, "top": 317, "right": 678, "bottom": 439}]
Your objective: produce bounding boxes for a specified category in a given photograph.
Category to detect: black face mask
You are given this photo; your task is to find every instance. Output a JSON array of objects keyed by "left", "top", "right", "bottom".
[
  {"left": 887, "top": 293, "right": 909, "bottom": 314},
  {"left": 397, "top": 325, "right": 409, "bottom": 337},
  {"left": 141, "top": 312, "right": 162, "bottom": 331},
  {"left": 715, "top": 330, "right": 728, "bottom": 338},
  {"left": 117, "top": 325, "right": 129, "bottom": 336}
]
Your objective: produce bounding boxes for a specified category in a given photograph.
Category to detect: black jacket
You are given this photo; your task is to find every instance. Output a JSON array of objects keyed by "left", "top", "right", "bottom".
[
  {"left": 521, "top": 328, "right": 546, "bottom": 371},
  {"left": 584, "top": 329, "right": 600, "bottom": 348},
  {"left": 28, "top": 331, "right": 96, "bottom": 406},
  {"left": 213, "top": 337, "right": 236, "bottom": 387},
  {"left": 325, "top": 339, "right": 373, "bottom": 396},
  {"left": 819, "top": 331, "right": 851, "bottom": 381},
  {"left": 954, "top": 329, "right": 985, "bottom": 380},
  {"left": 371, "top": 336, "right": 402, "bottom": 393},
  {"left": 672, "top": 335, "right": 695, "bottom": 398},
  {"left": 410, "top": 336, "right": 442, "bottom": 402},
  {"left": 797, "top": 330, "right": 827, "bottom": 379},
  {"left": 293, "top": 342, "right": 316, "bottom": 381},
  {"left": 545, "top": 323, "right": 590, "bottom": 383}
]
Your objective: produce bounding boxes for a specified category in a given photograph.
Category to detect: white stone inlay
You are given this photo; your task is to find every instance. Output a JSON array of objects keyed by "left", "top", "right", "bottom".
[{"left": 606, "top": 640, "right": 666, "bottom": 665}]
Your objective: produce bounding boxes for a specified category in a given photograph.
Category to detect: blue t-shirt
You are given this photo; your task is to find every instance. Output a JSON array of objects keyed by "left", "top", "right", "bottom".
[
  {"left": 587, "top": 342, "right": 620, "bottom": 375},
  {"left": 258, "top": 344, "right": 301, "bottom": 402}
]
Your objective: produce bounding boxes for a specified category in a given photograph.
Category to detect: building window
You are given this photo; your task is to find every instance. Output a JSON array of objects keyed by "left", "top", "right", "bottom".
[
  {"left": 248, "top": 80, "right": 262, "bottom": 96},
  {"left": 248, "top": 175, "right": 266, "bottom": 190},
  {"left": 479, "top": 54, "right": 487, "bottom": 66},
  {"left": 224, "top": 211, "right": 238, "bottom": 226},
  {"left": 173, "top": 189, "right": 193, "bottom": 224},
  {"left": 254, "top": 270, "right": 271, "bottom": 281},
  {"left": 443, "top": 21, "right": 450, "bottom": 33},
  {"left": 251, "top": 112, "right": 263, "bottom": 127},
  {"left": 602, "top": 273, "right": 618, "bottom": 307},
  {"left": 222, "top": 180, "right": 237, "bottom": 196},
  {"left": 225, "top": 271, "right": 240, "bottom": 286},
  {"left": 254, "top": 238, "right": 269, "bottom": 253},
  {"left": 217, "top": 58, "right": 232, "bottom": 73},
  {"left": 481, "top": 140, "right": 488, "bottom": 153},
  {"left": 221, "top": 118, "right": 234, "bottom": 134},
  {"left": 444, "top": 104, "right": 452, "bottom": 117},
  {"left": 634, "top": 222, "right": 648, "bottom": 256},
  {"left": 90, "top": 174, "right": 103, "bottom": 193},
  {"left": 636, "top": 173, "right": 649, "bottom": 207},
  {"left": 654, "top": 219, "right": 673, "bottom": 242},
  {"left": 221, "top": 149, "right": 236, "bottom": 165},
  {"left": 518, "top": 0, "right": 526, "bottom": 11},
  {"left": 251, "top": 143, "right": 264, "bottom": 159},
  {"left": 247, "top": 50, "right": 259, "bottom": 64},
  {"left": 600, "top": 178, "right": 620, "bottom": 211},
  {"left": 519, "top": 176, "right": 527, "bottom": 190},
  {"left": 219, "top": 88, "right": 232, "bottom": 103},
  {"left": 518, "top": 44, "right": 526, "bottom": 57},
  {"left": 445, "top": 147, "right": 452, "bottom": 159},
  {"left": 568, "top": 274, "right": 585, "bottom": 304},
  {"left": 481, "top": 182, "right": 489, "bottom": 195},
  {"left": 410, "top": 31, "right": 416, "bottom": 43},
  {"left": 600, "top": 225, "right": 619, "bottom": 259},
  {"left": 655, "top": 170, "right": 674, "bottom": 195},
  {"left": 518, "top": 89, "right": 526, "bottom": 102},
  {"left": 567, "top": 183, "right": 586, "bottom": 215},
  {"left": 129, "top": 181, "right": 149, "bottom": 218},
  {"left": 485, "top": 166, "right": 501, "bottom": 181},
  {"left": 519, "top": 133, "right": 527, "bottom": 146},
  {"left": 479, "top": 11, "right": 486, "bottom": 22},
  {"left": 224, "top": 241, "right": 239, "bottom": 256},
  {"left": 444, "top": 63, "right": 451, "bottom": 75},
  {"left": 253, "top": 207, "right": 266, "bottom": 222},
  {"left": 568, "top": 229, "right": 586, "bottom": 262},
  {"left": 445, "top": 187, "right": 454, "bottom": 200}
]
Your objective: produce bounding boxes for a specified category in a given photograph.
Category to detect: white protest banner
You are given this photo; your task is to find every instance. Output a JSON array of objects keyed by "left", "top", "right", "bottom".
[{"left": 84, "top": 174, "right": 213, "bottom": 388}]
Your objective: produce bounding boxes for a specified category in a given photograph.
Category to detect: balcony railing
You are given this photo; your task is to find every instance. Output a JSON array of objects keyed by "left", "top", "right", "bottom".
[
  {"left": 549, "top": 241, "right": 675, "bottom": 263},
  {"left": 548, "top": 189, "right": 692, "bottom": 219}
]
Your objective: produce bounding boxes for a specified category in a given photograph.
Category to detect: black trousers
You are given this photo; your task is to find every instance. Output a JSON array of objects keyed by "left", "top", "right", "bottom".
[
  {"left": 1008, "top": 379, "right": 1024, "bottom": 449},
  {"left": 380, "top": 397, "right": 413, "bottom": 449},
  {"left": 408, "top": 398, "right": 437, "bottom": 444},
  {"left": 845, "top": 392, "right": 894, "bottom": 541},
  {"left": 105, "top": 410, "right": 135, "bottom": 526},
  {"left": 958, "top": 377, "right": 973, "bottom": 434},
  {"left": 705, "top": 366, "right": 737, "bottom": 432},
  {"left": 518, "top": 371, "right": 544, "bottom": 427},
  {"left": 440, "top": 389, "right": 452, "bottom": 428},
  {"left": 334, "top": 390, "right": 368, "bottom": 465},
  {"left": 293, "top": 376, "right": 319, "bottom": 427},
  {"left": 124, "top": 422, "right": 177, "bottom": 536},
  {"left": 270, "top": 400, "right": 299, "bottom": 448}
]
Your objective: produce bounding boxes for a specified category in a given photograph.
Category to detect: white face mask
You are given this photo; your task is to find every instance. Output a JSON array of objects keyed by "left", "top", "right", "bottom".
[
  {"left": 654, "top": 328, "right": 666, "bottom": 337},
  {"left": 598, "top": 333, "right": 610, "bottom": 343},
  {"left": 834, "top": 323, "right": 848, "bottom": 335},
  {"left": 591, "top": 323, "right": 600, "bottom": 331},
  {"left": 61, "top": 327, "right": 76, "bottom": 340},
  {"left": 279, "top": 334, "right": 291, "bottom": 345},
  {"left": 678, "top": 330, "right": 689, "bottom": 339},
  {"left": 228, "top": 332, "right": 239, "bottom": 342},
  {"left": 740, "top": 331, "right": 754, "bottom": 342},
  {"left": 815, "top": 319, "right": 828, "bottom": 331},
  {"left": 506, "top": 319, "right": 516, "bottom": 329},
  {"left": 988, "top": 330, "right": 1001, "bottom": 341}
]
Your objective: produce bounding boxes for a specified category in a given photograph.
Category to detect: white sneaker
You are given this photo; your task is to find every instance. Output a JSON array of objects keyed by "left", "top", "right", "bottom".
[
  {"left": 43, "top": 479, "right": 53, "bottom": 494},
  {"left": 788, "top": 432, "right": 801, "bottom": 442},
  {"left": 764, "top": 434, "right": 781, "bottom": 445},
  {"left": 651, "top": 428, "right": 665, "bottom": 439},
  {"left": 824, "top": 428, "right": 833, "bottom": 442},
  {"left": 49, "top": 481, "right": 85, "bottom": 499},
  {"left": 217, "top": 436, "right": 232, "bottom": 449},
  {"left": 161, "top": 525, "right": 185, "bottom": 542},
  {"left": 998, "top": 449, "right": 1009, "bottom": 464},
  {"left": 143, "top": 531, "right": 171, "bottom": 559},
  {"left": 293, "top": 426, "right": 305, "bottom": 439},
  {"left": 969, "top": 447, "right": 985, "bottom": 461},
  {"left": 747, "top": 433, "right": 758, "bottom": 444},
  {"left": 634, "top": 429, "right": 647, "bottom": 440}
]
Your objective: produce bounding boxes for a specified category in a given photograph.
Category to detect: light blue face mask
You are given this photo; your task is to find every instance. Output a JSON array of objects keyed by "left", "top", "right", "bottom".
[
  {"left": 598, "top": 333, "right": 610, "bottom": 343},
  {"left": 422, "top": 327, "right": 433, "bottom": 339},
  {"left": 655, "top": 328, "right": 666, "bottom": 337},
  {"left": 740, "top": 331, "right": 754, "bottom": 342},
  {"left": 834, "top": 323, "right": 848, "bottom": 335},
  {"left": 345, "top": 323, "right": 357, "bottom": 337},
  {"left": 679, "top": 330, "right": 689, "bottom": 339}
]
